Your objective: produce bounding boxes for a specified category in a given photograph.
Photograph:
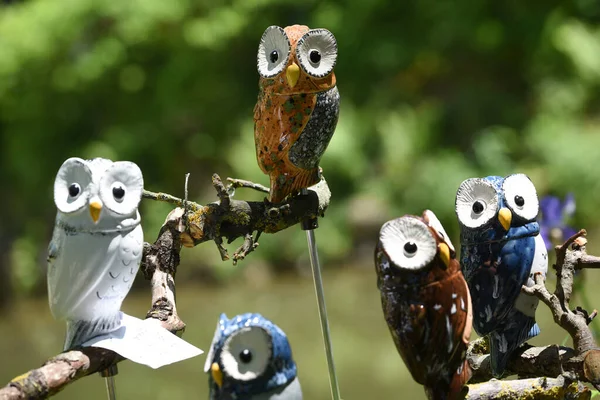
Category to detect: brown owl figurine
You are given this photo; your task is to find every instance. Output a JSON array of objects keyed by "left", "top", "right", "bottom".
[
  {"left": 254, "top": 25, "right": 339, "bottom": 203},
  {"left": 374, "top": 210, "right": 473, "bottom": 400}
]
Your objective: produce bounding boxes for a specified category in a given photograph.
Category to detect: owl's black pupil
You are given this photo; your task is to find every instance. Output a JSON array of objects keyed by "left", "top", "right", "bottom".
[
  {"left": 404, "top": 242, "right": 418, "bottom": 254},
  {"left": 472, "top": 201, "right": 484, "bottom": 214},
  {"left": 113, "top": 185, "right": 125, "bottom": 199},
  {"left": 514, "top": 195, "right": 525, "bottom": 207},
  {"left": 239, "top": 349, "right": 252, "bottom": 363},
  {"left": 68, "top": 184, "right": 80, "bottom": 197},
  {"left": 309, "top": 50, "right": 321, "bottom": 63},
  {"left": 269, "top": 50, "right": 278, "bottom": 63}
]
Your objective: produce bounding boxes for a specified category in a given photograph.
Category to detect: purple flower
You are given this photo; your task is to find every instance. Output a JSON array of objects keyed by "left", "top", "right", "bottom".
[{"left": 539, "top": 193, "right": 576, "bottom": 249}]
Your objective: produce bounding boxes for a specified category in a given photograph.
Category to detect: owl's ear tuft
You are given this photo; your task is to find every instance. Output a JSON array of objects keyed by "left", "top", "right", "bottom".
[
  {"left": 54, "top": 157, "right": 92, "bottom": 214},
  {"left": 99, "top": 161, "right": 143, "bottom": 216},
  {"left": 423, "top": 209, "right": 455, "bottom": 253}
]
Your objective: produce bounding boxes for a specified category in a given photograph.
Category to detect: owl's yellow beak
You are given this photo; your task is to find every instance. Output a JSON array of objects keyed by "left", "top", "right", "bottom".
[
  {"left": 438, "top": 243, "right": 450, "bottom": 268},
  {"left": 498, "top": 207, "right": 512, "bottom": 231},
  {"left": 211, "top": 362, "right": 223, "bottom": 388},
  {"left": 286, "top": 63, "right": 300, "bottom": 88},
  {"left": 89, "top": 201, "right": 102, "bottom": 223}
]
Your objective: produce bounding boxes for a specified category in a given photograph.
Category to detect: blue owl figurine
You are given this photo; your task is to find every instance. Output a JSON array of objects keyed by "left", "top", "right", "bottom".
[
  {"left": 205, "top": 313, "right": 302, "bottom": 400},
  {"left": 455, "top": 174, "right": 548, "bottom": 377}
]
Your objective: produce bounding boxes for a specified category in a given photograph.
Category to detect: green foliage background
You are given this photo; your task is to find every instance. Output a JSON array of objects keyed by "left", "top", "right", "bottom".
[{"left": 1, "top": 0, "right": 600, "bottom": 398}]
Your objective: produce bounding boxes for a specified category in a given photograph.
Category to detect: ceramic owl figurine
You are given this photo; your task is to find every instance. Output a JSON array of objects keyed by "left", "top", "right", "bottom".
[
  {"left": 48, "top": 157, "right": 144, "bottom": 350},
  {"left": 375, "top": 210, "right": 472, "bottom": 400},
  {"left": 455, "top": 174, "right": 548, "bottom": 377},
  {"left": 205, "top": 313, "right": 302, "bottom": 400},
  {"left": 254, "top": 25, "right": 339, "bottom": 203}
]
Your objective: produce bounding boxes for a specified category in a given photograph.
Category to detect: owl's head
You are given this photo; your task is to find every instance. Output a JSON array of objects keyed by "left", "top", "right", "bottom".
[
  {"left": 257, "top": 25, "right": 337, "bottom": 95},
  {"left": 455, "top": 174, "right": 540, "bottom": 243},
  {"left": 375, "top": 210, "right": 457, "bottom": 290},
  {"left": 205, "top": 313, "right": 297, "bottom": 398},
  {"left": 53, "top": 157, "right": 143, "bottom": 230}
]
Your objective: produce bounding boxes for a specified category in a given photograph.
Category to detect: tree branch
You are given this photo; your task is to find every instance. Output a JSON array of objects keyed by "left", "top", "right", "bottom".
[
  {"left": 465, "top": 375, "right": 591, "bottom": 400},
  {"left": 0, "top": 173, "right": 330, "bottom": 399},
  {"left": 150, "top": 174, "right": 331, "bottom": 263}
]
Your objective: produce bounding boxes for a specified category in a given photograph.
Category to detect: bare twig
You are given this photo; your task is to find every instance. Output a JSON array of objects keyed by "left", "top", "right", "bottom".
[
  {"left": 171, "top": 174, "right": 330, "bottom": 262},
  {"left": 142, "top": 190, "right": 184, "bottom": 208},
  {"left": 520, "top": 230, "right": 598, "bottom": 355},
  {"left": 212, "top": 173, "right": 231, "bottom": 209},
  {"left": 226, "top": 177, "right": 270, "bottom": 194}
]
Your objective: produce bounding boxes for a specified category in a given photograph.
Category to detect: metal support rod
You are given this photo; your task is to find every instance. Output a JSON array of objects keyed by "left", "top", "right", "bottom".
[
  {"left": 100, "top": 365, "right": 118, "bottom": 400},
  {"left": 303, "top": 223, "right": 341, "bottom": 400}
]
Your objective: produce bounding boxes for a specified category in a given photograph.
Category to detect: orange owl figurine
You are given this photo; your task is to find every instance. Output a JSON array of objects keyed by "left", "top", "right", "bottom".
[{"left": 254, "top": 25, "right": 340, "bottom": 203}]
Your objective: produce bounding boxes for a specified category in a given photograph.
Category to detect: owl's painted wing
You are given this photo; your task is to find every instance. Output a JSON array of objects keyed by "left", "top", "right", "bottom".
[
  {"left": 287, "top": 86, "right": 340, "bottom": 171},
  {"left": 383, "top": 269, "right": 471, "bottom": 391},
  {"left": 467, "top": 235, "right": 535, "bottom": 336}
]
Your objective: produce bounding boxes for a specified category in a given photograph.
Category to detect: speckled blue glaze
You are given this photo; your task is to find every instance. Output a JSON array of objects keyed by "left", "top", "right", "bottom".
[
  {"left": 207, "top": 313, "right": 297, "bottom": 398},
  {"left": 459, "top": 175, "right": 541, "bottom": 377}
]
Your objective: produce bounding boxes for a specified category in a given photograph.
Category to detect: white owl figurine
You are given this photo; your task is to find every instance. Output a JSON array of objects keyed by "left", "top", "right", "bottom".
[{"left": 48, "top": 157, "right": 144, "bottom": 350}]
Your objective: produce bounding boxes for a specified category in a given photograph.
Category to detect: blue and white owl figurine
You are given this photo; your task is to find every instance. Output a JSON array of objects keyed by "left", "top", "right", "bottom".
[
  {"left": 48, "top": 157, "right": 144, "bottom": 350},
  {"left": 205, "top": 313, "right": 302, "bottom": 400},
  {"left": 455, "top": 174, "right": 548, "bottom": 377}
]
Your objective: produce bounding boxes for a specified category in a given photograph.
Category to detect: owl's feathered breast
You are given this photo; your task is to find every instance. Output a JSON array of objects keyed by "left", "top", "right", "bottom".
[
  {"left": 460, "top": 231, "right": 536, "bottom": 335},
  {"left": 377, "top": 251, "right": 471, "bottom": 387},
  {"left": 254, "top": 85, "right": 339, "bottom": 172},
  {"left": 47, "top": 220, "right": 143, "bottom": 321}
]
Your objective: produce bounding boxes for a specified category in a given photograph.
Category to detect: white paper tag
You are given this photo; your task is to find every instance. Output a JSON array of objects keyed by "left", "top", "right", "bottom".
[{"left": 82, "top": 313, "right": 203, "bottom": 369}]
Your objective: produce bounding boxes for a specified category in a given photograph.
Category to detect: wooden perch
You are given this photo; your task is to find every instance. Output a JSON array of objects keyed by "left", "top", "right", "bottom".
[
  {"left": 144, "top": 173, "right": 331, "bottom": 264},
  {"left": 465, "top": 376, "right": 590, "bottom": 400},
  {"left": 0, "top": 174, "right": 330, "bottom": 399},
  {"left": 464, "top": 229, "right": 600, "bottom": 398}
]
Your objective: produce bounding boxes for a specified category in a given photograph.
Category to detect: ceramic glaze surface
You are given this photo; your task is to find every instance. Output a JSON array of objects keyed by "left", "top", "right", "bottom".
[
  {"left": 375, "top": 210, "right": 473, "bottom": 400},
  {"left": 48, "top": 157, "right": 144, "bottom": 350},
  {"left": 205, "top": 313, "right": 302, "bottom": 400},
  {"left": 254, "top": 25, "right": 339, "bottom": 203},
  {"left": 455, "top": 174, "right": 548, "bottom": 377}
]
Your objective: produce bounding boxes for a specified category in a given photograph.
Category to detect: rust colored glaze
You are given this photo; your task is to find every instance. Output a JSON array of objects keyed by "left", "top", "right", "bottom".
[
  {"left": 254, "top": 25, "right": 339, "bottom": 203},
  {"left": 375, "top": 210, "right": 473, "bottom": 400}
]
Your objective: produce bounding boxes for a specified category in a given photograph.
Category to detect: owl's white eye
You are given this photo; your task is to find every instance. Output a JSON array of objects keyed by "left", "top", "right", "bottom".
[
  {"left": 54, "top": 158, "right": 92, "bottom": 214},
  {"left": 423, "top": 209, "right": 455, "bottom": 253},
  {"left": 379, "top": 217, "right": 436, "bottom": 271},
  {"left": 502, "top": 174, "right": 539, "bottom": 220},
  {"left": 257, "top": 26, "right": 291, "bottom": 78},
  {"left": 456, "top": 178, "right": 499, "bottom": 228},
  {"left": 296, "top": 29, "right": 337, "bottom": 78},
  {"left": 99, "top": 162, "right": 143, "bottom": 216},
  {"left": 220, "top": 327, "right": 271, "bottom": 381},
  {"left": 111, "top": 182, "right": 126, "bottom": 203}
]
